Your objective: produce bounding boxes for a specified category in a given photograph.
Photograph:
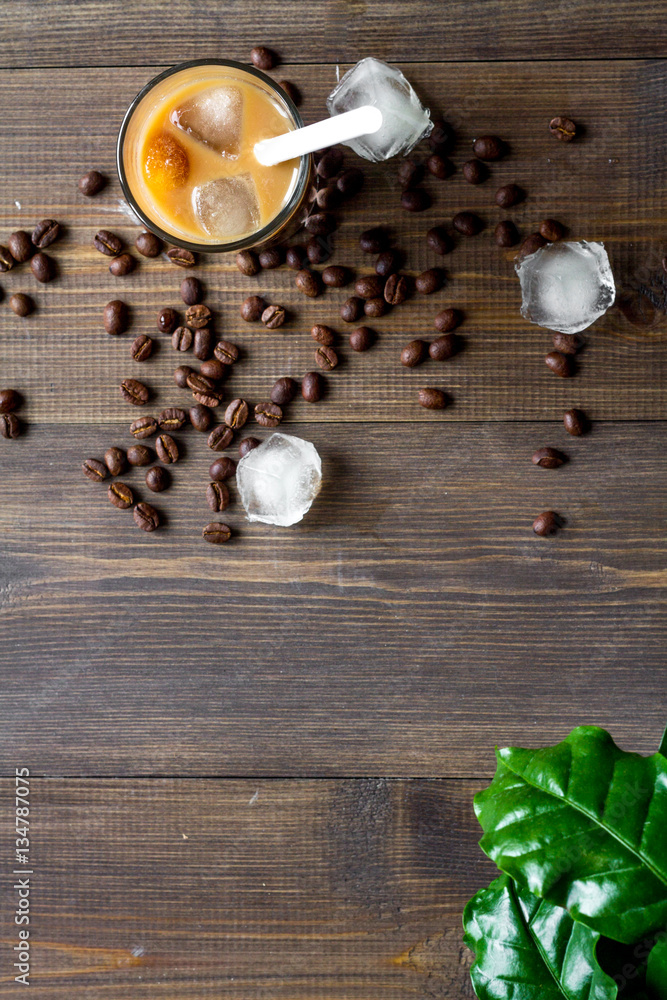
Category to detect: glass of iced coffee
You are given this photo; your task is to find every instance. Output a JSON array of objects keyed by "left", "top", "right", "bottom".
[{"left": 117, "top": 59, "right": 312, "bottom": 253}]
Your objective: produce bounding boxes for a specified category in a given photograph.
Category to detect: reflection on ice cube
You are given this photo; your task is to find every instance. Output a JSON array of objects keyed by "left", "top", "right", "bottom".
[
  {"left": 516, "top": 240, "right": 616, "bottom": 335},
  {"left": 193, "top": 174, "right": 260, "bottom": 239},
  {"left": 171, "top": 85, "right": 243, "bottom": 157},
  {"left": 326, "top": 57, "right": 432, "bottom": 162},
  {"left": 236, "top": 433, "right": 322, "bottom": 527}
]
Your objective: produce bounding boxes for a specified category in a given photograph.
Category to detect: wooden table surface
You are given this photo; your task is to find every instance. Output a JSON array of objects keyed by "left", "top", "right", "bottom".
[{"left": 1, "top": 2, "right": 666, "bottom": 996}]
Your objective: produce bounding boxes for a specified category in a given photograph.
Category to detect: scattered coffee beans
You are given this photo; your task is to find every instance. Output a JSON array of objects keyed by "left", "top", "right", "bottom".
[
  {"left": 104, "top": 446, "right": 127, "bottom": 476},
  {"left": 259, "top": 247, "right": 284, "bottom": 269},
  {"left": 317, "top": 148, "right": 344, "bottom": 178},
  {"left": 127, "top": 444, "right": 153, "bottom": 466},
  {"left": 158, "top": 407, "right": 187, "bottom": 431},
  {"left": 286, "top": 245, "right": 307, "bottom": 270},
  {"left": 495, "top": 183, "right": 524, "bottom": 208},
  {"left": 135, "top": 231, "right": 163, "bottom": 257},
  {"left": 181, "top": 277, "right": 203, "bottom": 305},
  {"left": 31, "top": 252, "right": 53, "bottom": 282},
  {"left": 9, "top": 293, "right": 33, "bottom": 317},
  {"left": 305, "top": 213, "right": 336, "bottom": 237},
  {"left": 130, "top": 334, "right": 154, "bottom": 361},
  {"left": 519, "top": 233, "right": 547, "bottom": 257},
  {"left": 322, "top": 265, "right": 351, "bottom": 288},
  {"left": 453, "top": 212, "right": 484, "bottom": 236},
  {"left": 398, "top": 159, "right": 424, "bottom": 188},
  {"left": 262, "top": 304, "right": 287, "bottom": 328},
  {"left": 434, "top": 307, "right": 463, "bottom": 333},
  {"left": 495, "top": 220, "right": 520, "bottom": 247},
  {"left": 167, "top": 247, "right": 196, "bottom": 267},
  {"left": 295, "top": 269, "right": 321, "bottom": 297},
  {"left": 341, "top": 296, "right": 364, "bottom": 322},
  {"left": 189, "top": 404, "right": 215, "bottom": 432},
  {"left": 533, "top": 510, "right": 563, "bottom": 536},
  {"left": 120, "top": 378, "right": 149, "bottom": 405},
  {"left": 146, "top": 466, "right": 170, "bottom": 492},
  {"left": 185, "top": 304, "right": 211, "bottom": 329},
  {"left": 384, "top": 273, "right": 409, "bottom": 304},
  {"left": 214, "top": 340, "right": 240, "bottom": 365},
  {"left": 539, "top": 218, "right": 565, "bottom": 241},
  {"left": 532, "top": 447, "right": 566, "bottom": 469},
  {"left": 109, "top": 253, "right": 135, "bottom": 277},
  {"left": 355, "top": 274, "right": 385, "bottom": 300},
  {"left": 108, "top": 482, "right": 134, "bottom": 509},
  {"left": 472, "top": 135, "right": 505, "bottom": 160},
  {"left": 415, "top": 269, "right": 443, "bottom": 295},
  {"left": 104, "top": 300, "right": 129, "bottom": 335},
  {"left": 349, "top": 326, "right": 375, "bottom": 352},
  {"left": 130, "top": 415, "right": 158, "bottom": 439},
  {"left": 240, "top": 295, "right": 266, "bottom": 322},
  {"left": 82, "top": 458, "right": 108, "bottom": 482},
  {"left": 254, "top": 401, "right": 282, "bottom": 427},
  {"left": 193, "top": 328, "right": 214, "bottom": 361},
  {"left": 209, "top": 456, "right": 237, "bottom": 481},
  {"left": 429, "top": 333, "right": 458, "bottom": 360},
  {"left": 302, "top": 371, "right": 324, "bottom": 402},
  {"left": 93, "top": 230, "right": 122, "bottom": 256},
  {"left": 364, "top": 297, "right": 388, "bottom": 318},
  {"left": 225, "top": 399, "right": 249, "bottom": 429},
  {"left": 206, "top": 481, "right": 230, "bottom": 511},
  {"left": 250, "top": 45, "right": 277, "bottom": 70},
  {"left": 271, "top": 377, "right": 298, "bottom": 405},
  {"left": 426, "top": 226, "right": 453, "bottom": 255},
  {"left": 279, "top": 79, "right": 301, "bottom": 105},
  {"left": 553, "top": 332, "right": 583, "bottom": 355},
  {"left": 426, "top": 154, "right": 454, "bottom": 179},
  {"left": 173, "top": 365, "right": 195, "bottom": 388},
  {"left": 545, "top": 351, "right": 574, "bottom": 377},
  {"left": 236, "top": 249, "right": 260, "bottom": 275},
  {"left": 203, "top": 522, "right": 232, "bottom": 544},
  {"left": 311, "top": 324, "right": 335, "bottom": 345},
  {"left": 563, "top": 408, "right": 589, "bottom": 436},
  {"left": 359, "top": 227, "right": 389, "bottom": 254},
  {"left": 79, "top": 170, "right": 106, "bottom": 196},
  {"left": 200, "top": 358, "right": 226, "bottom": 381},
  {"left": 549, "top": 116, "right": 576, "bottom": 141},
  {"left": 428, "top": 119, "right": 456, "bottom": 154},
  {"left": 0, "top": 389, "right": 21, "bottom": 413},
  {"left": 418, "top": 388, "right": 448, "bottom": 410},
  {"left": 315, "top": 345, "right": 339, "bottom": 370},
  {"left": 401, "top": 189, "right": 431, "bottom": 212},
  {"left": 0, "top": 414, "right": 21, "bottom": 439},
  {"left": 336, "top": 168, "right": 364, "bottom": 197},
  {"left": 239, "top": 437, "right": 260, "bottom": 457},
  {"left": 9, "top": 231, "right": 34, "bottom": 262},
  {"left": 134, "top": 502, "right": 160, "bottom": 532},
  {"left": 208, "top": 424, "right": 234, "bottom": 451},
  {"left": 375, "top": 250, "right": 400, "bottom": 277},
  {"left": 158, "top": 307, "right": 179, "bottom": 334},
  {"left": 156, "top": 434, "right": 179, "bottom": 464},
  {"left": 462, "top": 159, "right": 487, "bottom": 184},
  {"left": 401, "top": 339, "right": 429, "bottom": 367},
  {"left": 172, "top": 326, "right": 193, "bottom": 351},
  {"left": 189, "top": 374, "right": 223, "bottom": 409},
  {"left": 32, "top": 219, "right": 61, "bottom": 249}
]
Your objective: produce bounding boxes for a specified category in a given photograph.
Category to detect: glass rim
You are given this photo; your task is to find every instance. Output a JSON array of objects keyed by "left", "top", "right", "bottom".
[{"left": 116, "top": 58, "right": 310, "bottom": 254}]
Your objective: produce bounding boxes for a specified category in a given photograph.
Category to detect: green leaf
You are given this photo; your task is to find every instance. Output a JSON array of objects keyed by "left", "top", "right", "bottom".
[
  {"left": 474, "top": 726, "right": 667, "bottom": 944},
  {"left": 647, "top": 933, "right": 667, "bottom": 999},
  {"left": 659, "top": 725, "right": 667, "bottom": 760},
  {"left": 463, "top": 873, "right": 618, "bottom": 1000}
]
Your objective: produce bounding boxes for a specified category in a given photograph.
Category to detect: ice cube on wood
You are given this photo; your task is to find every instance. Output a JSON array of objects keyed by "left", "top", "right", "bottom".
[{"left": 236, "top": 433, "right": 322, "bottom": 526}]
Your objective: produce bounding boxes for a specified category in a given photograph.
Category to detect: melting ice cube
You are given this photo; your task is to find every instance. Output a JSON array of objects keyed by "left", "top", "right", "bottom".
[
  {"left": 193, "top": 174, "right": 260, "bottom": 239},
  {"left": 326, "top": 57, "right": 432, "bottom": 162},
  {"left": 171, "top": 86, "right": 243, "bottom": 157},
  {"left": 236, "top": 433, "right": 322, "bottom": 527},
  {"left": 516, "top": 240, "right": 616, "bottom": 335}
]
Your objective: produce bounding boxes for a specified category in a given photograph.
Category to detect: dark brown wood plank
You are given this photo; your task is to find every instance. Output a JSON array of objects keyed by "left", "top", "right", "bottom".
[
  {"left": 1, "top": 421, "right": 665, "bottom": 777},
  {"left": 2, "top": 0, "right": 666, "bottom": 66},
  {"left": 0, "top": 776, "right": 489, "bottom": 998}
]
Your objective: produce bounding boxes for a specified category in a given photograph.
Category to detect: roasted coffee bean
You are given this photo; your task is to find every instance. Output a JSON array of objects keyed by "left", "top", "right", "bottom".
[
  {"left": 426, "top": 226, "right": 453, "bottom": 255},
  {"left": 262, "top": 303, "right": 287, "bottom": 328},
  {"left": 305, "top": 212, "right": 336, "bottom": 237},
  {"left": 397, "top": 159, "right": 424, "bottom": 188},
  {"left": 130, "top": 334, "right": 154, "bottom": 362},
  {"left": 415, "top": 268, "right": 443, "bottom": 295},
  {"left": 317, "top": 147, "right": 344, "bottom": 179},
  {"left": 93, "top": 229, "right": 122, "bottom": 256},
  {"left": 539, "top": 218, "right": 566, "bottom": 242},
  {"left": 135, "top": 231, "right": 163, "bottom": 257},
  {"left": 167, "top": 247, "right": 196, "bottom": 267},
  {"left": 189, "top": 404, "right": 215, "bottom": 432},
  {"left": 104, "top": 446, "right": 127, "bottom": 476},
  {"left": 452, "top": 211, "right": 484, "bottom": 236},
  {"left": 315, "top": 345, "right": 338, "bottom": 370},
  {"left": 426, "top": 154, "right": 454, "bottom": 179},
  {"left": 311, "top": 324, "right": 335, "bottom": 346},
  {"left": 184, "top": 303, "right": 211, "bottom": 329},
  {"left": 271, "top": 377, "right": 298, "bottom": 405},
  {"left": 236, "top": 249, "right": 260, "bottom": 275},
  {"left": 495, "top": 220, "right": 520, "bottom": 247},
  {"left": 108, "top": 482, "right": 134, "bottom": 509},
  {"left": 549, "top": 116, "right": 576, "bottom": 141},
  {"left": 31, "top": 251, "right": 53, "bottom": 282},
  {"left": 209, "top": 456, "right": 237, "bottom": 481},
  {"left": 434, "top": 307, "right": 463, "bottom": 333},
  {"left": 279, "top": 79, "right": 301, "bottom": 105},
  {"left": 158, "top": 307, "right": 179, "bottom": 334},
  {"left": 418, "top": 387, "right": 448, "bottom": 410},
  {"left": 200, "top": 358, "right": 226, "bottom": 381},
  {"left": 545, "top": 351, "right": 574, "bottom": 377},
  {"left": 134, "top": 502, "right": 160, "bottom": 532},
  {"left": 302, "top": 371, "right": 324, "bottom": 402},
  {"left": 250, "top": 45, "right": 277, "bottom": 69},
  {"left": 553, "top": 331, "right": 584, "bottom": 355},
  {"left": 9, "top": 230, "right": 34, "bottom": 261},
  {"left": 127, "top": 444, "right": 153, "bottom": 466},
  {"left": 259, "top": 246, "right": 284, "bottom": 269},
  {"left": 214, "top": 340, "right": 240, "bottom": 365},
  {"left": 0, "top": 389, "right": 20, "bottom": 414},
  {"left": 563, "top": 408, "right": 589, "bottom": 436},
  {"left": 9, "top": 293, "right": 34, "bottom": 317},
  {"left": 158, "top": 407, "right": 187, "bottom": 431},
  {"left": 208, "top": 424, "right": 234, "bottom": 451},
  {"left": 401, "top": 339, "right": 429, "bottom": 367},
  {"left": 32, "top": 219, "right": 61, "bottom": 249},
  {"left": 295, "top": 269, "right": 321, "bottom": 297},
  {"left": 533, "top": 510, "right": 563, "bottom": 536},
  {"left": 519, "top": 232, "right": 548, "bottom": 257},
  {"left": 254, "top": 401, "right": 282, "bottom": 427},
  {"left": 82, "top": 458, "right": 108, "bottom": 482},
  {"left": 207, "top": 481, "right": 231, "bottom": 511},
  {"left": 180, "top": 277, "right": 203, "bottom": 305},
  {"left": 359, "top": 227, "right": 389, "bottom": 254},
  {"left": 354, "top": 274, "right": 385, "bottom": 300},
  {"left": 120, "top": 378, "right": 149, "bottom": 405},
  {"left": 306, "top": 236, "right": 332, "bottom": 265},
  {"left": 203, "top": 522, "right": 232, "bottom": 544},
  {"left": 532, "top": 446, "right": 566, "bottom": 469},
  {"left": 340, "top": 296, "right": 364, "bottom": 323},
  {"left": 130, "top": 415, "right": 158, "bottom": 439},
  {"left": 193, "top": 327, "right": 214, "bottom": 361},
  {"left": 109, "top": 253, "right": 135, "bottom": 276},
  {"left": 472, "top": 135, "right": 505, "bottom": 160},
  {"left": 79, "top": 169, "right": 106, "bottom": 196},
  {"left": 173, "top": 364, "right": 195, "bottom": 388},
  {"left": 401, "top": 188, "right": 431, "bottom": 212},
  {"left": 428, "top": 118, "right": 456, "bottom": 154},
  {"left": 375, "top": 250, "right": 400, "bottom": 277},
  {"left": 286, "top": 245, "right": 307, "bottom": 270},
  {"left": 241, "top": 295, "right": 267, "bottom": 321},
  {"left": 495, "top": 183, "right": 524, "bottom": 208},
  {"left": 322, "top": 265, "right": 351, "bottom": 288},
  {"left": 172, "top": 326, "right": 193, "bottom": 351},
  {"left": 462, "top": 159, "right": 487, "bottom": 184},
  {"left": 0, "top": 413, "right": 20, "bottom": 439},
  {"left": 156, "top": 433, "right": 179, "bottom": 464},
  {"left": 349, "top": 326, "right": 375, "bottom": 352},
  {"left": 104, "top": 299, "right": 129, "bottom": 335},
  {"left": 225, "top": 398, "right": 249, "bottom": 429},
  {"left": 429, "top": 333, "right": 458, "bottom": 361},
  {"left": 239, "top": 437, "right": 260, "bottom": 457},
  {"left": 188, "top": 373, "right": 223, "bottom": 408},
  {"left": 336, "top": 167, "right": 364, "bottom": 197},
  {"left": 364, "top": 296, "right": 388, "bottom": 318},
  {"left": 316, "top": 183, "right": 343, "bottom": 210},
  {"left": 384, "top": 273, "right": 409, "bottom": 305},
  {"left": 0, "top": 245, "right": 15, "bottom": 271},
  {"left": 146, "top": 466, "right": 170, "bottom": 493}
]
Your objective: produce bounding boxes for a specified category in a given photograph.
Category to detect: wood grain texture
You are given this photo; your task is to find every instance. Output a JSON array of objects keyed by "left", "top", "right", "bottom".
[
  {"left": 2, "top": 0, "right": 666, "bottom": 66},
  {"left": 1, "top": 421, "right": 665, "bottom": 777}
]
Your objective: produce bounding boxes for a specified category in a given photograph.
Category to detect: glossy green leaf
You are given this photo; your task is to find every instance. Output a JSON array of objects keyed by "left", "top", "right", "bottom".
[
  {"left": 660, "top": 725, "right": 667, "bottom": 760},
  {"left": 474, "top": 727, "right": 667, "bottom": 944},
  {"left": 463, "top": 873, "right": 618, "bottom": 1000},
  {"left": 647, "top": 933, "right": 667, "bottom": 999}
]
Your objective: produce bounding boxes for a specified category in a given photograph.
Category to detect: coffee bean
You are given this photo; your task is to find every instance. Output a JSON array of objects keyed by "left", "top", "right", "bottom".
[
  {"left": 364, "top": 296, "right": 388, "bottom": 318},
  {"left": 225, "top": 398, "right": 249, "bottom": 429},
  {"left": 0, "top": 414, "right": 21, "bottom": 439},
  {"left": 158, "top": 407, "right": 187, "bottom": 431},
  {"left": 305, "top": 213, "right": 336, "bottom": 237},
  {"left": 428, "top": 118, "right": 456, "bottom": 154},
  {"left": 127, "top": 444, "right": 153, "bottom": 466},
  {"left": 167, "top": 247, "right": 196, "bottom": 268},
  {"left": 302, "top": 371, "right": 324, "bottom": 402},
  {"left": 239, "top": 295, "right": 265, "bottom": 322},
  {"left": 418, "top": 387, "right": 448, "bottom": 410},
  {"left": 239, "top": 437, "right": 260, "bottom": 458},
  {"left": 322, "top": 265, "right": 351, "bottom": 288},
  {"left": 207, "top": 422, "right": 234, "bottom": 452},
  {"left": 279, "top": 79, "right": 301, "bottom": 105},
  {"left": 203, "top": 522, "right": 232, "bottom": 544},
  {"left": 452, "top": 211, "right": 484, "bottom": 236},
  {"left": 532, "top": 446, "right": 567, "bottom": 468},
  {"left": 156, "top": 433, "right": 179, "bottom": 464},
  {"left": 32, "top": 219, "right": 61, "bottom": 249},
  {"left": 189, "top": 404, "right": 215, "bottom": 432},
  {"left": 109, "top": 253, "right": 135, "bottom": 276},
  {"left": 495, "top": 220, "right": 520, "bottom": 247},
  {"left": 426, "top": 154, "right": 455, "bottom": 180},
  {"left": 545, "top": 351, "right": 574, "bottom": 377},
  {"left": 375, "top": 250, "right": 400, "bottom": 277},
  {"left": 539, "top": 218, "right": 565, "bottom": 242},
  {"left": 359, "top": 227, "right": 389, "bottom": 254},
  {"left": 104, "top": 299, "right": 129, "bottom": 335},
  {"left": 429, "top": 333, "right": 458, "bottom": 360},
  {"left": 135, "top": 231, "right": 163, "bottom": 257},
  {"left": 200, "top": 358, "right": 226, "bottom": 381},
  {"left": 259, "top": 246, "right": 284, "bottom": 269},
  {"left": 553, "top": 332, "right": 584, "bottom": 355},
  {"left": 549, "top": 116, "right": 576, "bottom": 141},
  {"left": 0, "top": 389, "right": 20, "bottom": 414},
  {"left": 108, "top": 482, "right": 134, "bottom": 509},
  {"left": 336, "top": 168, "right": 364, "bottom": 197},
  {"left": 271, "top": 377, "right": 298, "bottom": 405},
  {"left": 82, "top": 458, "right": 108, "bottom": 482},
  {"left": 93, "top": 229, "right": 122, "bottom": 256},
  {"left": 214, "top": 340, "right": 240, "bottom": 365},
  {"left": 355, "top": 274, "right": 385, "bottom": 300},
  {"left": 434, "top": 307, "right": 463, "bottom": 333},
  {"left": 207, "top": 481, "right": 231, "bottom": 511},
  {"left": 533, "top": 510, "right": 563, "bottom": 536},
  {"left": 193, "top": 328, "right": 214, "bottom": 361},
  {"left": 401, "top": 189, "right": 431, "bottom": 212},
  {"left": 426, "top": 226, "right": 453, "bottom": 255},
  {"left": 286, "top": 245, "right": 307, "bottom": 270},
  {"left": 120, "top": 378, "right": 149, "bottom": 405},
  {"left": 254, "top": 401, "right": 282, "bottom": 427},
  {"left": 462, "top": 159, "right": 487, "bottom": 184},
  {"left": 172, "top": 326, "right": 193, "bottom": 351},
  {"left": 306, "top": 236, "right": 332, "bottom": 265},
  {"left": 341, "top": 296, "right": 364, "bottom": 323},
  {"left": 250, "top": 45, "right": 277, "bottom": 69},
  {"left": 309, "top": 327, "right": 334, "bottom": 349},
  {"left": 315, "top": 184, "right": 342, "bottom": 211},
  {"left": 236, "top": 249, "right": 260, "bottom": 275},
  {"left": 188, "top": 374, "right": 223, "bottom": 408},
  {"left": 401, "top": 339, "right": 429, "bottom": 367},
  {"left": 295, "top": 269, "right": 322, "bottom": 298},
  {"left": 384, "top": 273, "right": 409, "bottom": 305},
  {"left": 173, "top": 365, "right": 195, "bottom": 388},
  {"left": 209, "top": 456, "right": 237, "bottom": 481},
  {"left": 315, "top": 345, "right": 338, "bottom": 370},
  {"left": 130, "top": 334, "right": 154, "bottom": 362},
  {"left": 130, "top": 415, "right": 158, "bottom": 439},
  {"left": 9, "top": 230, "right": 34, "bottom": 261},
  {"left": 79, "top": 169, "right": 106, "bottom": 196},
  {"left": 158, "top": 307, "right": 179, "bottom": 334},
  {"left": 0, "top": 246, "right": 15, "bottom": 271},
  {"left": 146, "top": 466, "right": 170, "bottom": 493},
  {"left": 104, "top": 446, "right": 127, "bottom": 476},
  {"left": 262, "top": 304, "right": 287, "bottom": 328},
  {"left": 415, "top": 268, "right": 443, "bottom": 295},
  {"left": 472, "top": 135, "right": 505, "bottom": 160},
  {"left": 183, "top": 304, "right": 210, "bottom": 329},
  {"left": 134, "top": 502, "right": 160, "bottom": 532},
  {"left": 31, "top": 252, "right": 53, "bottom": 282},
  {"left": 397, "top": 159, "right": 423, "bottom": 189},
  {"left": 495, "top": 183, "right": 524, "bottom": 208},
  {"left": 349, "top": 326, "right": 375, "bottom": 352},
  {"left": 317, "top": 148, "right": 344, "bottom": 179},
  {"left": 519, "top": 232, "right": 548, "bottom": 258},
  {"left": 563, "top": 408, "right": 589, "bottom": 436},
  {"left": 9, "top": 293, "right": 34, "bottom": 317},
  {"left": 180, "top": 277, "right": 203, "bottom": 305}
]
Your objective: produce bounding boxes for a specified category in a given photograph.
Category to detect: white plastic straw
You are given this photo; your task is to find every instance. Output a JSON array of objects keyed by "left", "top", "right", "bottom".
[{"left": 254, "top": 105, "right": 383, "bottom": 167}]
